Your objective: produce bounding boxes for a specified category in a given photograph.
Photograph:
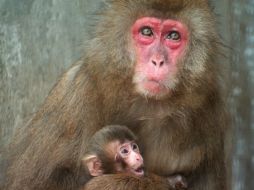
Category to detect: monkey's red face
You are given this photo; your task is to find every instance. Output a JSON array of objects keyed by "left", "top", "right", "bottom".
[{"left": 132, "top": 17, "right": 188, "bottom": 99}]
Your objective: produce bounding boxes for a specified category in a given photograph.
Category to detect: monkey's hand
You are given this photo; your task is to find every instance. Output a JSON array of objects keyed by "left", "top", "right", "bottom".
[{"left": 167, "top": 174, "right": 188, "bottom": 190}]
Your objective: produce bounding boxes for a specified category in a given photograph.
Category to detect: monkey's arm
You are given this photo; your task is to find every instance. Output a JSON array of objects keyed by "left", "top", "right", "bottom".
[
  {"left": 187, "top": 154, "right": 227, "bottom": 190},
  {"left": 187, "top": 109, "right": 228, "bottom": 190},
  {"left": 83, "top": 173, "right": 173, "bottom": 190},
  {"left": 5, "top": 61, "right": 103, "bottom": 190}
]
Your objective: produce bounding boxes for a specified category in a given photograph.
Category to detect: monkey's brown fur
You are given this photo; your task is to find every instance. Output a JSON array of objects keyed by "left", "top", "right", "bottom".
[
  {"left": 5, "top": 0, "right": 228, "bottom": 190},
  {"left": 83, "top": 173, "right": 172, "bottom": 190}
]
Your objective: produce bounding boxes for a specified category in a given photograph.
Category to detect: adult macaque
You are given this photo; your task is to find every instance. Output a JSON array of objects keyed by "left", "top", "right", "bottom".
[
  {"left": 81, "top": 125, "right": 187, "bottom": 190},
  {"left": 5, "top": 0, "right": 228, "bottom": 190}
]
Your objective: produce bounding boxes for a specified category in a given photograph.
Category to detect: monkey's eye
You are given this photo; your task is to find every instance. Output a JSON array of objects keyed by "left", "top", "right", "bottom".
[
  {"left": 140, "top": 26, "right": 153, "bottom": 37},
  {"left": 120, "top": 147, "right": 130, "bottom": 156},
  {"left": 132, "top": 143, "right": 139, "bottom": 151},
  {"left": 166, "top": 31, "right": 181, "bottom": 41}
]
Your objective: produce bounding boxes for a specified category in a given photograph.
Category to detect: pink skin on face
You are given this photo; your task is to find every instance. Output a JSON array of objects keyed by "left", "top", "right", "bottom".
[
  {"left": 132, "top": 17, "right": 188, "bottom": 97},
  {"left": 116, "top": 141, "right": 144, "bottom": 177}
]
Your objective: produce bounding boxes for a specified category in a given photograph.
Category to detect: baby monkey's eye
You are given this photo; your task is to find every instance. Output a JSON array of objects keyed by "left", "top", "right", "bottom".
[
  {"left": 120, "top": 146, "right": 130, "bottom": 157},
  {"left": 121, "top": 148, "right": 129, "bottom": 154},
  {"left": 132, "top": 143, "right": 139, "bottom": 151}
]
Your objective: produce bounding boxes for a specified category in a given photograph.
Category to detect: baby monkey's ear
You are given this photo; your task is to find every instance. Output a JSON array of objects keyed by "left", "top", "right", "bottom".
[{"left": 82, "top": 155, "right": 103, "bottom": 177}]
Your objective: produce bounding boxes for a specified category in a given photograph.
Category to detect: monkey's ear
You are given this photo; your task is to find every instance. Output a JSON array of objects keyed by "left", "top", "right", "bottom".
[{"left": 82, "top": 155, "right": 103, "bottom": 177}]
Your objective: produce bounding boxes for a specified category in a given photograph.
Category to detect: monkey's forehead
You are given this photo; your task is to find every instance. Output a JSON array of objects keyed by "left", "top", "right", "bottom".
[{"left": 107, "top": 0, "right": 209, "bottom": 14}]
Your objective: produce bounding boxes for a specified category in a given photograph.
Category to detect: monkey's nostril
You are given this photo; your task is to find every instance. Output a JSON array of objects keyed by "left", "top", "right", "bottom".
[{"left": 152, "top": 60, "right": 164, "bottom": 67}]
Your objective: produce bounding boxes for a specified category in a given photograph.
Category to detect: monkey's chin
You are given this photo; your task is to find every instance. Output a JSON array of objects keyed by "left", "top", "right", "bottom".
[{"left": 136, "top": 81, "right": 170, "bottom": 99}]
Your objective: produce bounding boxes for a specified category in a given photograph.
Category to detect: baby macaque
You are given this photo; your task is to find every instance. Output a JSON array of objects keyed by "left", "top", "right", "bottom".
[
  {"left": 82, "top": 125, "right": 144, "bottom": 178},
  {"left": 82, "top": 125, "right": 187, "bottom": 190}
]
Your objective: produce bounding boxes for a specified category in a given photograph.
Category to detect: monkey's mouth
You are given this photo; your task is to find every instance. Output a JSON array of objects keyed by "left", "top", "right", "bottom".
[
  {"left": 144, "top": 80, "right": 162, "bottom": 92},
  {"left": 142, "top": 80, "right": 169, "bottom": 96},
  {"left": 134, "top": 75, "right": 171, "bottom": 99},
  {"left": 132, "top": 166, "right": 144, "bottom": 177}
]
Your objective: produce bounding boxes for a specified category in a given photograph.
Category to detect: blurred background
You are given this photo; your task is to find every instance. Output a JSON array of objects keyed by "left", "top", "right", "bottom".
[{"left": 0, "top": 0, "right": 253, "bottom": 189}]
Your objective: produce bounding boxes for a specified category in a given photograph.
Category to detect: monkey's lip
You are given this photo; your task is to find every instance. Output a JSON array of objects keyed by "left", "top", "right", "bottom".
[{"left": 143, "top": 80, "right": 166, "bottom": 94}]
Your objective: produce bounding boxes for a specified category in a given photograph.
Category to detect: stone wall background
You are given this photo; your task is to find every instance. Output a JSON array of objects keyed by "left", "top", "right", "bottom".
[{"left": 0, "top": 0, "right": 100, "bottom": 185}]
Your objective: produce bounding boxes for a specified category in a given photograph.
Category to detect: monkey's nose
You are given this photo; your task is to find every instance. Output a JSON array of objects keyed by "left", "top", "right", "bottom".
[
  {"left": 152, "top": 60, "right": 164, "bottom": 67},
  {"left": 136, "top": 154, "right": 143, "bottom": 161}
]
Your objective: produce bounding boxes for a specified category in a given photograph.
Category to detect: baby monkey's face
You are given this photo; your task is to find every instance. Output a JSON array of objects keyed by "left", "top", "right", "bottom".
[{"left": 108, "top": 140, "right": 144, "bottom": 177}]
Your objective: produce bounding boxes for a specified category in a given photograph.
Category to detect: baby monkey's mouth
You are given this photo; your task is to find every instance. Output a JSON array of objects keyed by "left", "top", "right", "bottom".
[{"left": 132, "top": 166, "right": 145, "bottom": 177}]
